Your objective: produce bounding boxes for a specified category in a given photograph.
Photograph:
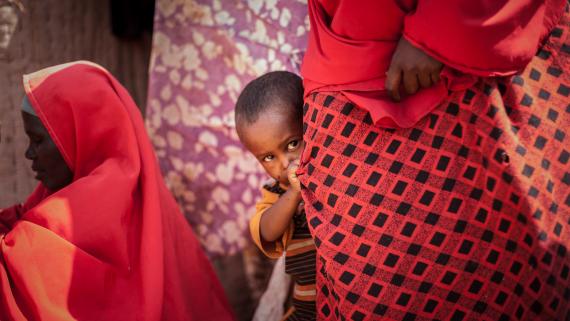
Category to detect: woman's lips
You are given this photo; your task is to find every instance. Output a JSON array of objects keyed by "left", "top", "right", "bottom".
[{"left": 32, "top": 167, "right": 44, "bottom": 180}]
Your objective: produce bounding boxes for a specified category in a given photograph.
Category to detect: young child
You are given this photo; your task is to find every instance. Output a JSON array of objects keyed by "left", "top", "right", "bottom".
[{"left": 235, "top": 71, "right": 316, "bottom": 320}]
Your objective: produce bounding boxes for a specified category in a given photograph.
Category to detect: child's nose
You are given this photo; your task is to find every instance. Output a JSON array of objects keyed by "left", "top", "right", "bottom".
[{"left": 281, "top": 157, "right": 290, "bottom": 169}]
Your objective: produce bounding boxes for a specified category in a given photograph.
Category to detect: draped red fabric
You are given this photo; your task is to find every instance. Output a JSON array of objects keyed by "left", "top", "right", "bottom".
[
  {"left": 0, "top": 62, "right": 235, "bottom": 321},
  {"left": 301, "top": 0, "right": 566, "bottom": 128}
]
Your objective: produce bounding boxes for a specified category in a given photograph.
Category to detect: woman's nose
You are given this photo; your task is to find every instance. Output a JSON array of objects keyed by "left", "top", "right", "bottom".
[{"left": 25, "top": 145, "right": 36, "bottom": 160}]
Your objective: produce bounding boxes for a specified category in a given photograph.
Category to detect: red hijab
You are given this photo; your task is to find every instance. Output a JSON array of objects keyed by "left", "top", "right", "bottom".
[
  {"left": 301, "top": 0, "right": 566, "bottom": 128},
  {"left": 0, "top": 62, "right": 235, "bottom": 321}
]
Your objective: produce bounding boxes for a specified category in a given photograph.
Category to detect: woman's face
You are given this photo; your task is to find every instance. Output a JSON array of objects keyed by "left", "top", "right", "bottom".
[{"left": 22, "top": 112, "right": 73, "bottom": 191}]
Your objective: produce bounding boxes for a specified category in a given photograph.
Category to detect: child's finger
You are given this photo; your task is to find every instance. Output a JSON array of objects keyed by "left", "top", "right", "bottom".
[
  {"left": 287, "top": 160, "right": 300, "bottom": 173},
  {"left": 288, "top": 166, "right": 298, "bottom": 180},
  {"left": 289, "top": 159, "right": 300, "bottom": 168}
]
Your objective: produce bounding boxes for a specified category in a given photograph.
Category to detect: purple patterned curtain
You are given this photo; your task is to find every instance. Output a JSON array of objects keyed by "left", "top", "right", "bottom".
[{"left": 147, "top": 0, "right": 308, "bottom": 257}]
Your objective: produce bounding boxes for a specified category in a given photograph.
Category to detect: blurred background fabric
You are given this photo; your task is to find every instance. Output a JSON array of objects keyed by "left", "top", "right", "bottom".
[{"left": 146, "top": 2, "right": 308, "bottom": 318}]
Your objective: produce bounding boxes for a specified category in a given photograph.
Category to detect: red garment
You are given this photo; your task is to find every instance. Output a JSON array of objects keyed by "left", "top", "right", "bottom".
[
  {"left": 299, "top": 12, "right": 570, "bottom": 318},
  {"left": 298, "top": 3, "right": 570, "bottom": 321},
  {"left": 0, "top": 62, "right": 235, "bottom": 321},
  {"left": 301, "top": 0, "right": 566, "bottom": 128}
]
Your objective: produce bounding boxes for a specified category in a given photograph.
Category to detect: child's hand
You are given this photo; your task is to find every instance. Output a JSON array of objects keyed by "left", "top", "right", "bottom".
[
  {"left": 287, "top": 160, "right": 301, "bottom": 192},
  {"left": 385, "top": 37, "right": 443, "bottom": 101}
]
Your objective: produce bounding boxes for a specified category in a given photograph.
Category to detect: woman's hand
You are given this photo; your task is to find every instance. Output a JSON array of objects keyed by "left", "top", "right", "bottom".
[{"left": 385, "top": 37, "right": 443, "bottom": 101}]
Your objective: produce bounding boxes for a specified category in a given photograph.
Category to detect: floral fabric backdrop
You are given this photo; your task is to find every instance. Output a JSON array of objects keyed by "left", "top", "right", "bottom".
[{"left": 147, "top": 0, "right": 309, "bottom": 257}]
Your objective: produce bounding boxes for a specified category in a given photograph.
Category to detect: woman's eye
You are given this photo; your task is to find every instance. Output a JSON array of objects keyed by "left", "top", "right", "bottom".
[
  {"left": 263, "top": 155, "right": 274, "bottom": 162},
  {"left": 287, "top": 140, "right": 299, "bottom": 151}
]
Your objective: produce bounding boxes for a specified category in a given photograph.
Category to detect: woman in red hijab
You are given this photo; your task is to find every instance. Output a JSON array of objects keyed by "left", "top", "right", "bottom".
[
  {"left": 0, "top": 61, "right": 235, "bottom": 321},
  {"left": 299, "top": 1, "right": 569, "bottom": 320}
]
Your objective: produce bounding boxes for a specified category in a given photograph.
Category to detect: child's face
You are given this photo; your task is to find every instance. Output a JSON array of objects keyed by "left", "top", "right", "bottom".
[{"left": 240, "top": 107, "right": 304, "bottom": 187}]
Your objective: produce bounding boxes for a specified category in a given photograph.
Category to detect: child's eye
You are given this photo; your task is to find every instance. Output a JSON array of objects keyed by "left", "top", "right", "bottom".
[
  {"left": 263, "top": 155, "right": 274, "bottom": 162},
  {"left": 287, "top": 140, "right": 299, "bottom": 151}
]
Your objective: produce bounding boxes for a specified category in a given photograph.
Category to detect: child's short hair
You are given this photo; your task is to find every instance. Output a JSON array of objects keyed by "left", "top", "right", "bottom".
[{"left": 235, "top": 71, "right": 303, "bottom": 127}]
